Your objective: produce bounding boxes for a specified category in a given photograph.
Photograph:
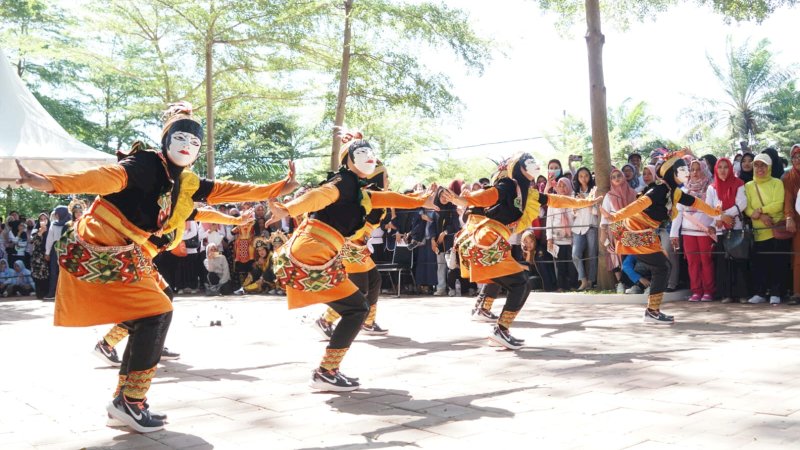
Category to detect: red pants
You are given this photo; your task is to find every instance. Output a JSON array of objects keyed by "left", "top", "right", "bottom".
[{"left": 682, "top": 234, "right": 715, "bottom": 297}]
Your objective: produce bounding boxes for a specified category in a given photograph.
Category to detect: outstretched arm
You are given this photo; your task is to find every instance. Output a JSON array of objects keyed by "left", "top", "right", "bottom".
[
  {"left": 17, "top": 159, "right": 127, "bottom": 195},
  {"left": 201, "top": 161, "right": 298, "bottom": 204}
]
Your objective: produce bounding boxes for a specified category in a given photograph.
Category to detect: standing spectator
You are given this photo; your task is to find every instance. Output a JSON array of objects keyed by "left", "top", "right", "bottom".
[
  {"left": 762, "top": 147, "right": 785, "bottom": 179},
  {"left": 546, "top": 159, "right": 565, "bottom": 193},
  {"left": 622, "top": 163, "right": 643, "bottom": 193},
  {"left": 231, "top": 214, "right": 255, "bottom": 286},
  {"left": 783, "top": 144, "right": 800, "bottom": 304},
  {"left": 671, "top": 159, "right": 715, "bottom": 301},
  {"left": 69, "top": 200, "right": 85, "bottom": 221},
  {"left": 707, "top": 157, "right": 749, "bottom": 304},
  {"left": 414, "top": 210, "right": 438, "bottom": 294},
  {"left": 745, "top": 154, "right": 788, "bottom": 304},
  {"left": 176, "top": 220, "right": 202, "bottom": 294},
  {"left": 547, "top": 178, "right": 577, "bottom": 291},
  {"left": 30, "top": 213, "right": 50, "bottom": 299},
  {"left": 700, "top": 154, "right": 718, "bottom": 180},
  {"left": 8, "top": 260, "right": 35, "bottom": 296},
  {"left": 601, "top": 168, "right": 637, "bottom": 293},
  {"left": 44, "top": 206, "right": 70, "bottom": 300},
  {"left": 571, "top": 167, "right": 598, "bottom": 290},
  {"left": 739, "top": 152, "right": 755, "bottom": 183},
  {"left": 9, "top": 222, "right": 30, "bottom": 269}
]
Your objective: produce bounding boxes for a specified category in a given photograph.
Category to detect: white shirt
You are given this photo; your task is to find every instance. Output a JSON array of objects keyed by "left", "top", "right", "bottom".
[
  {"left": 204, "top": 254, "right": 231, "bottom": 284},
  {"left": 206, "top": 229, "right": 225, "bottom": 248},
  {"left": 182, "top": 221, "right": 199, "bottom": 255},
  {"left": 705, "top": 184, "right": 747, "bottom": 234},
  {"left": 571, "top": 190, "right": 598, "bottom": 235},
  {"left": 670, "top": 188, "right": 715, "bottom": 238},
  {"left": 796, "top": 188, "right": 800, "bottom": 216},
  {"left": 599, "top": 194, "right": 620, "bottom": 226},
  {"left": 546, "top": 206, "right": 573, "bottom": 246}
]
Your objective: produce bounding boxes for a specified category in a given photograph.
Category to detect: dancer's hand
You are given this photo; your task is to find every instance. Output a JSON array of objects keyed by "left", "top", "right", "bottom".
[
  {"left": 279, "top": 160, "right": 300, "bottom": 196},
  {"left": 720, "top": 214, "right": 734, "bottom": 227},
  {"left": 439, "top": 189, "right": 467, "bottom": 207},
  {"left": 16, "top": 160, "right": 54, "bottom": 192},
  {"left": 237, "top": 208, "right": 255, "bottom": 225},
  {"left": 265, "top": 200, "right": 289, "bottom": 227},
  {"left": 421, "top": 184, "right": 440, "bottom": 211}
]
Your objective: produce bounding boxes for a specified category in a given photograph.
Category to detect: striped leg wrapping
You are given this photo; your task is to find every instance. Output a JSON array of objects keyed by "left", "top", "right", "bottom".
[
  {"left": 363, "top": 304, "right": 377, "bottom": 327},
  {"left": 113, "top": 375, "right": 127, "bottom": 398},
  {"left": 104, "top": 325, "right": 129, "bottom": 348},
  {"left": 323, "top": 307, "right": 341, "bottom": 324},
  {"left": 123, "top": 367, "right": 156, "bottom": 400},
  {"left": 647, "top": 292, "right": 664, "bottom": 311},
  {"left": 482, "top": 297, "right": 495, "bottom": 311},
  {"left": 320, "top": 348, "right": 349, "bottom": 371},
  {"left": 498, "top": 310, "right": 519, "bottom": 330}
]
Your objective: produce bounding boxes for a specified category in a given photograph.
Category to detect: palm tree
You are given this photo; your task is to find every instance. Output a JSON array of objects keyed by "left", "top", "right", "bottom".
[{"left": 689, "top": 37, "right": 789, "bottom": 144}]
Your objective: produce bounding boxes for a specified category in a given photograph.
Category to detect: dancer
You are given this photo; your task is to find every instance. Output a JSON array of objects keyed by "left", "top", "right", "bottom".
[
  {"left": 314, "top": 159, "right": 392, "bottom": 339},
  {"left": 93, "top": 205, "right": 257, "bottom": 367},
  {"left": 267, "top": 134, "right": 436, "bottom": 392},
  {"left": 600, "top": 149, "right": 723, "bottom": 324},
  {"left": 15, "top": 102, "right": 298, "bottom": 433},
  {"left": 442, "top": 153, "right": 601, "bottom": 350}
]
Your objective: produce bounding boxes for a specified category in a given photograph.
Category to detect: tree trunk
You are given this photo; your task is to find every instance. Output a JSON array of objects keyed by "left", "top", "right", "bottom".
[
  {"left": 585, "top": 0, "right": 614, "bottom": 290},
  {"left": 205, "top": 38, "right": 215, "bottom": 179},
  {"left": 330, "top": 0, "right": 354, "bottom": 172}
]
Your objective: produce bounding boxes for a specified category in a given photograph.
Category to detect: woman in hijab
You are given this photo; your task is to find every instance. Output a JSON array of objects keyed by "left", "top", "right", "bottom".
[
  {"left": 9, "top": 260, "right": 35, "bottom": 296},
  {"left": 761, "top": 147, "right": 785, "bottom": 179},
  {"left": 642, "top": 165, "right": 658, "bottom": 188},
  {"left": 622, "top": 164, "right": 642, "bottom": 193},
  {"left": 601, "top": 168, "right": 638, "bottom": 293},
  {"left": 30, "top": 212, "right": 50, "bottom": 299},
  {"left": 671, "top": 160, "right": 715, "bottom": 302},
  {"left": 0, "top": 259, "right": 14, "bottom": 297},
  {"left": 706, "top": 157, "right": 748, "bottom": 303},
  {"left": 739, "top": 152, "right": 755, "bottom": 183},
  {"left": 783, "top": 144, "right": 800, "bottom": 304},
  {"left": 44, "top": 206, "right": 70, "bottom": 300},
  {"left": 547, "top": 177, "right": 578, "bottom": 291}
]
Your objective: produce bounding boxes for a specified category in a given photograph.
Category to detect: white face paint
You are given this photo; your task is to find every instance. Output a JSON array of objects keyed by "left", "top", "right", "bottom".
[
  {"left": 351, "top": 146, "right": 377, "bottom": 177},
  {"left": 522, "top": 158, "right": 541, "bottom": 180},
  {"left": 166, "top": 131, "right": 201, "bottom": 167},
  {"left": 675, "top": 165, "right": 690, "bottom": 185}
]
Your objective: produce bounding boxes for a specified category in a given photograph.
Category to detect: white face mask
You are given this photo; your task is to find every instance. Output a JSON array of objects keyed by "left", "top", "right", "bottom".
[
  {"left": 522, "top": 158, "right": 541, "bottom": 180},
  {"left": 675, "top": 166, "right": 690, "bottom": 185},
  {"left": 351, "top": 146, "right": 377, "bottom": 176},
  {"left": 166, "top": 131, "right": 201, "bottom": 167}
]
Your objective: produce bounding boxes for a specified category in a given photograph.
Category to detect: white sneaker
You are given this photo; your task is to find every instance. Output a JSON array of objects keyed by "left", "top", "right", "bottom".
[
  {"left": 616, "top": 283, "right": 625, "bottom": 294},
  {"left": 643, "top": 287, "right": 651, "bottom": 296},
  {"left": 769, "top": 296, "right": 781, "bottom": 305},
  {"left": 433, "top": 289, "right": 446, "bottom": 296},
  {"left": 625, "top": 285, "right": 643, "bottom": 295},
  {"left": 748, "top": 295, "right": 767, "bottom": 304}
]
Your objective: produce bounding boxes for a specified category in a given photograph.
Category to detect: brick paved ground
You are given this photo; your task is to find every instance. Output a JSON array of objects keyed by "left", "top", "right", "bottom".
[{"left": 1, "top": 293, "right": 799, "bottom": 449}]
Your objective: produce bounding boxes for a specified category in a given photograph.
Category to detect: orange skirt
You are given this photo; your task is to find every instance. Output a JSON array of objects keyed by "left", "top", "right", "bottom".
[
  {"left": 457, "top": 215, "right": 523, "bottom": 284},
  {"left": 54, "top": 210, "right": 171, "bottom": 327},
  {"left": 274, "top": 219, "right": 358, "bottom": 309}
]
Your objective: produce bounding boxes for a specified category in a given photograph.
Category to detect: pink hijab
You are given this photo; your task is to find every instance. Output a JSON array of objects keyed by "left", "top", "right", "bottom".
[{"left": 608, "top": 168, "right": 637, "bottom": 211}]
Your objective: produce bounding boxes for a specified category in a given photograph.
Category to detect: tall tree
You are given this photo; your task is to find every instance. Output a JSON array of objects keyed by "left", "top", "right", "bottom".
[
  {"left": 688, "top": 37, "right": 788, "bottom": 144},
  {"left": 317, "top": 0, "right": 492, "bottom": 170}
]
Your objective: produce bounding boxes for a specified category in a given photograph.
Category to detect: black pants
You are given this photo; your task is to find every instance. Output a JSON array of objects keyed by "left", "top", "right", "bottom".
[
  {"left": 117, "top": 287, "right": 174, "bottom": 378},
  {"left": 349, "top": 268, "right": 381, "bottom": 307},
  {"left": 492, "top": 271, "right": 531, "bottom": 315},
  {"left": 446, "top": 268, "right": 471, "bottom": 293},
  {"left": 752, "top": 238, "right": 790, "bottom": 297},
  {"left": 714, "top": 238, "right": 749, "bottom": 299},
  {"left": 554, "top": 244, "right": 577, "bottom": 290},
  {"left": 34, "top": 277, "right": 49, "bottom": 299},
  {"left": 635, "top": 252, "right": 671, "bottom": 296},
  {"left": 326, "top": 290, "right": 369, "bottom": 350},
  {"left": 534, "top": 241, "right": 558, "bottom": 292},
  {"left": 481, "top": 282, "right": 501, "bottom": 299}
]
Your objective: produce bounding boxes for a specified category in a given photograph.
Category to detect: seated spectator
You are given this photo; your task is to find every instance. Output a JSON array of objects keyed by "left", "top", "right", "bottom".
[
  {"left": 8, "top": 260, "right": 35, "bottom": 297},
  {"left": 622, "top": 256, "right": 651, "bottom": 295},
  {"left": 0, "top": 259, "right": 14, "bottom": 297},
  {"left": 235, "top": 238, "right": 278, "bottom": 295},
  {"left": 204, "top": 243, "right": 232, "bottom": 296}
]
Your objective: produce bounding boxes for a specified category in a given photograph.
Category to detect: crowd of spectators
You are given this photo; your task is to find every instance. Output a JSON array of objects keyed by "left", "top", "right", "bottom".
[{"left": 3, "top": 144, "right": 800, "bottom": 306}]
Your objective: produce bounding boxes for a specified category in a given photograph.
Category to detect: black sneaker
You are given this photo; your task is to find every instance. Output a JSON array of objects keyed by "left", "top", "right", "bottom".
[
  {"left": 160, "top": 347, "right": 180, "bottom": 361},
  {"left": 310, "top": 368, "right": 360, "bottom": 392},
  {"left": 488, "top": 326, "right": 523, "bottom": 350},
  {"left": 361, "top": 323, "right": 389, "bottom": 335},
  {"left": 643, "top": 309, "right": 675, "bottom": 325},
  {"left": 93, "top": 340, "right": 122, "bottom": 367},
  {"left": 106, "top": 394, "right": 165, "bottom": 433},
  {"left": 313, "top": 317, "right": 334, "bottom": 340},
  {"left": 107, "top": 398, "right": 167, "bottom": 426},
  {"left": 471, "top": 308, "right": 498, "bottom": 323}
]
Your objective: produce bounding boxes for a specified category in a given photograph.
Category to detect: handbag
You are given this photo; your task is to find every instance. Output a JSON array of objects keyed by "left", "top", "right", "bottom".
[
  {"left": 184, "top": 234, "right": 201, "bottom": 249},
  {"left": 754, "top": 183, "right": 793, "bottom": 240},
  {"left": 722, "top": 206, "right": 752, "bottom": 260}
]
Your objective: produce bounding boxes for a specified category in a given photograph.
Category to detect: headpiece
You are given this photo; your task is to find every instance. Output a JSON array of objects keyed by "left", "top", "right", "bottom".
[
  {"left": 68, "top": 198, "right": 87, "bottom": 212},
  {"left": 657, "top": 148, "right": 691, "bottom": 179},
  {"left": 337, "top": 129, "right": 365, "bottom": 165},
  {"left": 160, "top": 101, "right": 203, "bottom": 150},
  {"left": 268, "top": 231, "right": 288, "bottom": 249},
  {"left": 254, "top": 237, "right": 270, "bottom": 250}
]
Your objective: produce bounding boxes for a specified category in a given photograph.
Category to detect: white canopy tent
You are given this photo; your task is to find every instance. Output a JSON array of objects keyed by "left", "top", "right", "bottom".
[{"left": 0, "top": 48, "right": 115, "bottom": 189}]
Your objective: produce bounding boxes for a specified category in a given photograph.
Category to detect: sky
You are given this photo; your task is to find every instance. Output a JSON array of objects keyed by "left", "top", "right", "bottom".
[{"left": 428, "top": 0, "right": 800, "bottom": 162}]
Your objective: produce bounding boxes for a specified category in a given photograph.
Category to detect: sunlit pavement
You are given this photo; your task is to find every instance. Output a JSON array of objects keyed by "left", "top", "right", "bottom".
[{"left": 1, "top": 293, "right": 799, "bottom": 449}]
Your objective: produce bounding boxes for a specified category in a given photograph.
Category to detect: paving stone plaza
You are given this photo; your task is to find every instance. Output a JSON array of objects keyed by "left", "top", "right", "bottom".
[{"left": 1, "top": 294, "right": 799, "bottom": 449}]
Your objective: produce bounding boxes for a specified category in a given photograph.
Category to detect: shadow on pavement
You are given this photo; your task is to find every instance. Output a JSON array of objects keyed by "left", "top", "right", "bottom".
[
  {"left": 152, "top": 361, "right": 302, "bottom": 384},
  {"left": 361, "top": 336, "right": 485, "bottom": 359},
  {"left": 0, "top": 301, "right": 49, "bottom": 324},
  {"left": 86, "top": 429, "right": 213, "bottom": 449}
]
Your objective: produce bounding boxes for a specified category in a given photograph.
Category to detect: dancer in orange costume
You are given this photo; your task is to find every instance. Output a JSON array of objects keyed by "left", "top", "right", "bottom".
[{"left": 15, "top": 102, "right": 298, "bottom": 433}]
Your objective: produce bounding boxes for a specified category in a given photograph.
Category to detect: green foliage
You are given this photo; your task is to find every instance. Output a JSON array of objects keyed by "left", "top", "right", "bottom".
[
  {"left": 1, "top": 187, "right": 72, "bottom": 220},
  {"left": 545, "top": 113, "right": 593, "bottom": 166},
  {"left": 386, "top": 149, "right": 496, "bottom": 191}
]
